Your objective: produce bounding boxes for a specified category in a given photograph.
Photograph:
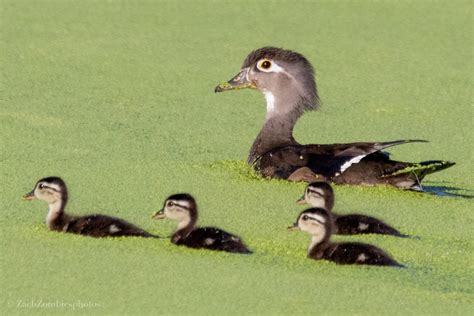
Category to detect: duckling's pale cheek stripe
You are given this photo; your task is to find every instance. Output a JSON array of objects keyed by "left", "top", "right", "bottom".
[{"left": 307, "top": 215, "right": 326, "bottom": 224}]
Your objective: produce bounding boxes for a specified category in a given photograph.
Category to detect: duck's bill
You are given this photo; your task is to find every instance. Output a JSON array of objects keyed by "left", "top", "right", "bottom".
[
  {"left": 23, "top": 190, "right": 36, "bottom": 201},
  {"left": 287, "top": 224, "right": 300, "bottom": 231},
  {"left": 214, "top": 68, "right": 256, "bottom": 93},
  {"left": 296, "top": 196, "right": 307, "bottom": 205},
  {"left": 151, "top": 209, "right": 166, "bottom": 220}
]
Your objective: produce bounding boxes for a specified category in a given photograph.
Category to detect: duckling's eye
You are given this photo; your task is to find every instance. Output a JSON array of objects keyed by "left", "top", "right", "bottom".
[
  {"left": 302, "top": 215, "right": 309, "bottom": 221},
  {"left": 39, "top": 184, "right": 45, "bottom": 190},
  {"left": 257, "top": 59, "right": 272, "bottom": 72},
  {"left": 168, "top": 201, "right": 174, "bottom": 207}
]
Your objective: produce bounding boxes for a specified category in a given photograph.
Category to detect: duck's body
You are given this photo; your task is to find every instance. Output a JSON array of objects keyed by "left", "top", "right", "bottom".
[
  {"left": 309, "top": 240, "right": 402, "bottom": 266},
  {"left": 24, "top": 177, "right": 157, "bottom": 238},
  {"left": 254, "top": 142, "right": 453, "bottom": 190},
  {"left": 215, "top": 47, "right": 454, "bottom": 190},
  {"left": 300, "top": 182, "right": 407, "bottom": 237},
  {"left": 153, "top": 194, "right": 252, "bottom": 254},
  {"left": 289, "top": 208, "right": 403, "bottom": 267},
  {"left": 333, "top": 214, "right": 405, "bottom": 237},
  {"left": 172, "top": 226, "right": 251, "bottom": 254},
  {"left": 49, "top": 213, "right": 157, "bottom": 238}
]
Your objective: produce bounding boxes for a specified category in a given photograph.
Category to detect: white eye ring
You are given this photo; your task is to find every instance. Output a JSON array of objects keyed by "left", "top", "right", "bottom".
[{"left": 256, "top": 59, "right": 273, "bottom": 72}]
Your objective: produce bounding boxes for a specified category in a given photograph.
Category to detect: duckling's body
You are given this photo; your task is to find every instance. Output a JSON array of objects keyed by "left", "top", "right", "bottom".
[
  {"left": 300, "top": 182, "right": 407, "bottom": 237},
  {"left": 50, "top": 213, "right": 157, "bottom": 238},
  {"left": 309, "top": 240, "right": 401, "bottom": 266},
  {"left": 289, "top": 208, "right": 403, "bottom": 267},
  {"left": 172, "top": 226, "right": 250, "bottom": 253},
  {"left": 215, "top": 47, "right": 454, "bottom": 190},
  {"left": 24, "top": 177, "right": 157, "bottom": 238},
  {"left": 153, "top": 194, "right": 251, "bottom": 254},
  {"left": 333, "top": 214, "right": 405, "bottom": 237}
]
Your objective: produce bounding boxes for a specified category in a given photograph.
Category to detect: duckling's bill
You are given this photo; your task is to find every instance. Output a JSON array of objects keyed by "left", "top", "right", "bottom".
[
  {"left": 287, "top": 223, "right": 300, "bottom": 231},
  {"left": 214, "top": 68, "right": 256, "bottom": 93},
  {"left": 152, "top": 209, "right": 166, "bottom": 220},
  {"left": 296, "top": 195, "right": 306, "bottom": 205},
  {"left": 23, "top": 190, "right": 36, "bottom": 201}
]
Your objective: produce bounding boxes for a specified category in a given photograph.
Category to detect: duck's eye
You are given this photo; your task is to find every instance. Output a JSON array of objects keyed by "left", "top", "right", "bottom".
[
  {"left": 168, "top": 201, "right": 174, "bottom": 207},
  {"left": 38, "top": 184, "right": 45, "bottom": 190},
  {"left": 261, "top": 60, "right": 271, "bottom": 69},
  {"left": 302, "top": 215, "right": 309, "bottom": 221},
  {"left": 257, "top": 59, "right": 272, "bottom": 71}
]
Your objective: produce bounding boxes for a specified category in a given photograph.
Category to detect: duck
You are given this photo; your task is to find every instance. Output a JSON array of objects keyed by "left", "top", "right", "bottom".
[
  {"left": 298, "top": 182, "right": 408, "bottom": 237},
  {"left": 23, "top": 176, "right": 158, "bottom": 238},
  {"left": 288, "top": 208, "right": 403, "bottom": 267},
  {"left": 152, "top": 193, "right": 252, "bottom": 254},
  {"left": 215, "top": 47, "right": 454, "bottom": 190}
]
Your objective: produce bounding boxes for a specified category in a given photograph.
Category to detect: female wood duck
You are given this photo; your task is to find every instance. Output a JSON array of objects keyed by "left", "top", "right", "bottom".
[
  {"left": 289, "top": 208, "right": 404, "bottom": 267},
  {"left": 152, "top": 193, "right": 252, "bottom": 254},
  {"left": 215, "top": 47, "right": 454, "bottom": 190},
  {"left": 24, "top": 177, "right": 158, "bottom": 238},
  {"left": 298, "top": 182, "right": 408, "bottom": 237}
]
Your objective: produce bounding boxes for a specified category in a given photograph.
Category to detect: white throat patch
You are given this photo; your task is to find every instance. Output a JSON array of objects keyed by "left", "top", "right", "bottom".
[{"left": 263, "top": 90, "right": 275, "bottom": 113}]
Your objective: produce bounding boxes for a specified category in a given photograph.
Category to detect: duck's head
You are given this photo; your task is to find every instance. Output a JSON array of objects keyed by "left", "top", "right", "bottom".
[
  {"left": 288, "top": 208, "right": 332, "bottom": 240},
  {"left": 297, "top": 182, "right": 334, "bottom": 210},
  {"left": 215, "top": 47, "right": 319, "bottom": 117},
  {"left": 152, "top": 193, "right": 198, "bottom": 229},
  {"left": 23, "top": 177, "right": 68, "bottom": 204}
]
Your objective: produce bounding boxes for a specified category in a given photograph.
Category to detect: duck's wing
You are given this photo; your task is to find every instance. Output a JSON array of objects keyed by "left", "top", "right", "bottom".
[
  {"left": 329, "top": 242, "right": 403, "bottom": 267},
  {"left": 254, "top": 139, "right": 426, "bottom": 180},
  {"left": 189, "top": 227, "right": 252, "bottom": 254},
  {"left": 334, "top": 214, "right": 407, "bottom": 237},
  {"left": 67, "top": 214, "right": 157, "bottom": 238}
]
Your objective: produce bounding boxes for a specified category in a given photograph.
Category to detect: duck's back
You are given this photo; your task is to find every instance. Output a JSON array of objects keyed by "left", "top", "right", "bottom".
[
  {"left": 66, "top": 214, "right": 155, "bottom": 238},
  {"left": 333, "top": 213, "right": 405, "bottom": 237},
  {"left": 178, "top": 227, "right": 251, "bottom": 254},
  {"left": 254, "top": 141, "right": 453, "bottom": 190},
  {"left": 323, "top": 242, "right": 402, "bottom": 267}
]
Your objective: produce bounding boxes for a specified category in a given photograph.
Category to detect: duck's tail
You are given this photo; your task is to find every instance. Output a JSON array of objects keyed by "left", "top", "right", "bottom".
[
  {"left": 383, "top": 160, "right": 455, "bottom": 191},
  {"left": 142, "top": 231, "right": 160, "bottom": 238}
]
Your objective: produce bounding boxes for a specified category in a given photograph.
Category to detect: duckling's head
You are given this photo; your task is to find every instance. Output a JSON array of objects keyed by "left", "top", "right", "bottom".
[
  {"left": 23, "top": 177, "right": 68, "bottom": 204},
  {"left": 215, "top": 47, "right": 319, "bottom": 117},
  {"left": 288, "top": 208, "right": 331, "bottom": 238},
  {"left": 152, "top": 193, "right": 197, "bottom": 228},
  {"left": 297, "top": 182, "right": 334, "bottom": 210}
]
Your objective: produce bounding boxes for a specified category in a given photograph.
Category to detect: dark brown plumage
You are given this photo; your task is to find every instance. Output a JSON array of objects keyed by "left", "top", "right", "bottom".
[
  {"left": 24, "top": 177, "right": 158, "bottom": 238},
  {"left": 289, "top": 208, "right": 403, "bottom": 267},
  {"left": 153, "top": 194, "right": 252, "bottom": 254},
  {"left": 300, "top": 182, "right": 408, "bottom": 237},
  {"left": 215, "top": 47, "right": 455, "bottom": 190}
]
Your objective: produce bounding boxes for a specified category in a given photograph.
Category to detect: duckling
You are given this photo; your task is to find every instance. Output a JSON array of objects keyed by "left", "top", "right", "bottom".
[
  {"left": 215, "top": 47, "right": 454, "bottom": 190},
  {"left": 24, "top": 177, "right": 158, "bottom": 238},
  {"left": 152, "top": 194, "right": 251, "bottom": 254},
  {"left": 298, "top": 182, "right": 407, "bottom": 237},
  {"left": 289, "top": 208, "right": 403, "bottom": 267}
]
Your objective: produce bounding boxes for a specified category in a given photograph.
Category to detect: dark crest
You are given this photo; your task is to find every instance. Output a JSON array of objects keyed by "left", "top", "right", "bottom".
[{"left": 242, "top": 47, "right": 313, "bottom": 71}]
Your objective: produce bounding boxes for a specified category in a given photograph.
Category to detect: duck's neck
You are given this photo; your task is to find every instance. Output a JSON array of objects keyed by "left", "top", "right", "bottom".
[
  {"left": 307, "top": 232, "right": 330, "bottom": 259},
  {"left": 173, "top": 217, "right": 197, "bottom": 241},
  {"left": 46, "top": 199, "right": 66, "bottom": 231},
  {"left": 248, "top": 94, "right": 303, "bottom": 163}
]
